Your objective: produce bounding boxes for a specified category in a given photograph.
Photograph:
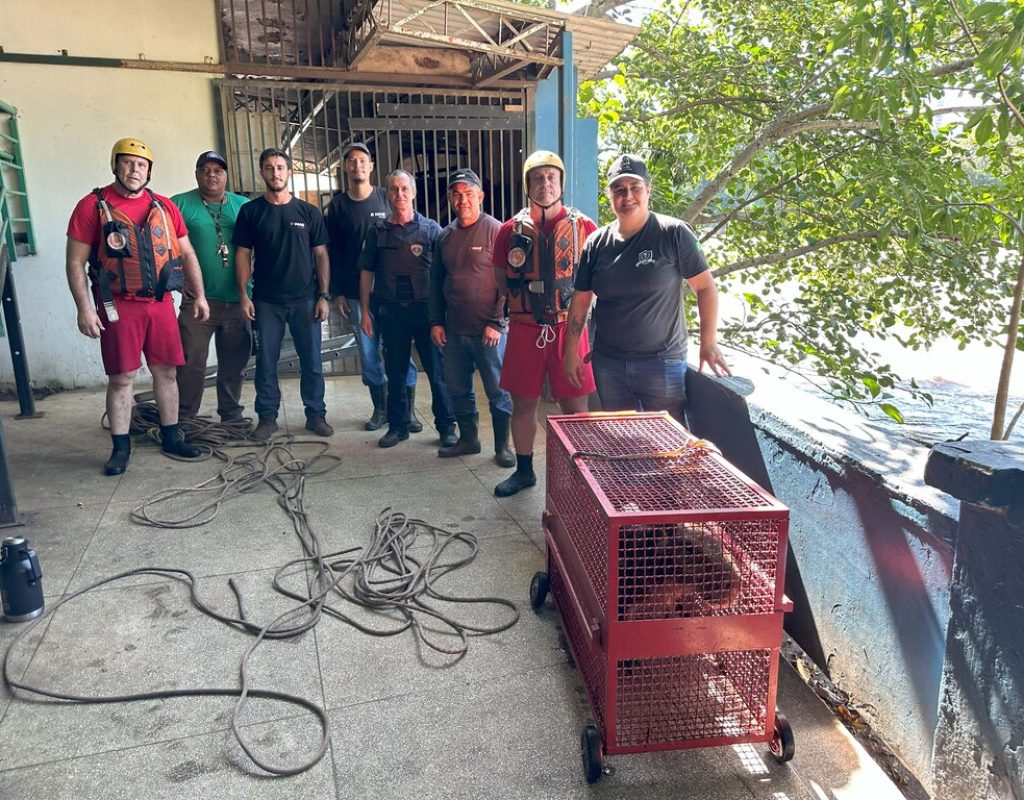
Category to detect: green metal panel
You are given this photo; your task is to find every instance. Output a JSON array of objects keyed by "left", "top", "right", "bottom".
[{"left": 0, "top": 99, "right": 37, "bottom": 259}]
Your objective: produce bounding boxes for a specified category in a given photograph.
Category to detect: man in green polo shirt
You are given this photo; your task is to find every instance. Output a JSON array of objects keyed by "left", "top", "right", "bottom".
[{"left": 173, "top": 151, "right": 252, "bottom": 422}]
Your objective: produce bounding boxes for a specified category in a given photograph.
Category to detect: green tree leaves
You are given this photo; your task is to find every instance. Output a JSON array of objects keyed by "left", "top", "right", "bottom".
[{"left": 581, "top": 0, "right": 1023, "bottom": 414}]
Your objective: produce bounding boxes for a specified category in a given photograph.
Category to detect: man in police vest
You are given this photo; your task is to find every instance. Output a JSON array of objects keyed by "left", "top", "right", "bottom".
[
  {"left": 359, "top": 170, "right": 457, "bottom": 448},
  {"left": 173, "top": 151, "right": 251, "bottom": 423},
  {"left": 492, "top": 150, "right": 597, "bottom": 497},
  {"left": 66, "top": 137, "right": 210, "bottom": 476}
]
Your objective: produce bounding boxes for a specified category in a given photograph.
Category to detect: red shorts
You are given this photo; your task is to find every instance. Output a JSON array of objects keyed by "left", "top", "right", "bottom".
[
  {"left": 499, "top": 318, "right": 596, "bottom": 400},
  {"left": 98, "top": 296, "right": 184, "bottom": 376}
]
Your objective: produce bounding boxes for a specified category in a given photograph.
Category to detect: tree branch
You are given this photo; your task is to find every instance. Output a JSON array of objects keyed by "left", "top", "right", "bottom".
[
  {"left": 680, "top": 58, "right": 979, "bottom": 223},
  {"left": 713, "top": 231, "right": 883, "bottom": 278},
  {"left": 621, "top": 95, "right": 781, "bottom": 122},
  {"left": 574, "top": 0, "right": 630, "bottom": 17}
]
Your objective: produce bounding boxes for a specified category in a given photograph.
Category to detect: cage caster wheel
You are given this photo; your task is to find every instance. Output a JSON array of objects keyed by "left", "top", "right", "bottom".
[
  {"left": 768, "top": 711, "right": 795, "bottom": 763},
  {"left": 581, "top": 724, "right": 605, "bottom": 783},
  {"left": 529, "top": 571, "right": 550, "bottom": 612}
]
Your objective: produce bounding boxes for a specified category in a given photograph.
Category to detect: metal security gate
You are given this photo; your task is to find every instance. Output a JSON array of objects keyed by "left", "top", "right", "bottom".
[{"left": 219, "top": 80, "right": 528, "bottom": 223}]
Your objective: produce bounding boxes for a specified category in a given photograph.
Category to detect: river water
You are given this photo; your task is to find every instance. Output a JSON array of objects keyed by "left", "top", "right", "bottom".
[{"left": 858, "top": 378, "right": 1023, "bottom": 445}]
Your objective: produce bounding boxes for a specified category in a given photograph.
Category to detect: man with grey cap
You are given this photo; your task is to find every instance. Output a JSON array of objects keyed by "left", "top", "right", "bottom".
[
  {"left": 564, "top": 153, "right": 730, "bottom": 421},
  {"left": 325, "top": 142, "right": 419, "bottom": 433},
  {"left": 172, "top": 151, "right": 252, "bottom": 422},
  {"left": 428, "top": 168, "right": 514, "bottom": 465}
]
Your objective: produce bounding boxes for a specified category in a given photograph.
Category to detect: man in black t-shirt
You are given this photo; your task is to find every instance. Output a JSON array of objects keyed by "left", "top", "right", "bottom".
[
  {"left": 564, "top": 154, "right": 730, "bottom": 421},
  {"left": 234, "top": 147, "right": 333, "bottom": 440},
  {"left": 325, "top": 143, "right": 418, "bottom": 431}
]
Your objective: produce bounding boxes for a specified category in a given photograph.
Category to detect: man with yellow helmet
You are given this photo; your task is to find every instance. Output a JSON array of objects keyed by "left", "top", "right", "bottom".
[
  {"left": 491, "top": 149, "right": 597, "bottom": 497},
  {"left": 66, "top": 137, "right": 210, "bottom": 475}
]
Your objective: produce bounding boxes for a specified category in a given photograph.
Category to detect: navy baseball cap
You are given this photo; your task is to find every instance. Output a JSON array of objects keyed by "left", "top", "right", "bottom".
[
  {"left": 447, "top": 168, "right": 482, "bottom": 189},
  {"left": 343, "top": 142, "right": 372, "bottom": 159},
  {"left": 606, "top": 154, "right": 650, "bottom": 186},
  {"left": 196, "top": 150, "right": 228, "bottom": 170}
]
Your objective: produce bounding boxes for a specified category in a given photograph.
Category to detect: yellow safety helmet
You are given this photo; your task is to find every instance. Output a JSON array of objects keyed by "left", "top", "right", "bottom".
[
  {"left": 110, "top": 138, "right": 154, "bottom": 173},
  {"left": 522, "top": 149, "right": 565, "bottom": 195}
]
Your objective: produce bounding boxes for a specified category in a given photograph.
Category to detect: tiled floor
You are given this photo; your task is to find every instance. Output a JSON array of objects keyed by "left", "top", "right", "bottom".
[{"left": 0, "top": 377, "right": 908, "bottom": 799}]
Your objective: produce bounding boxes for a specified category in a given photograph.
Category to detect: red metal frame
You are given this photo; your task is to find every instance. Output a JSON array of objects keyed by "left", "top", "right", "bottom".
[{"left": 544, "top": 412, "right": 792, "bottom": 756}]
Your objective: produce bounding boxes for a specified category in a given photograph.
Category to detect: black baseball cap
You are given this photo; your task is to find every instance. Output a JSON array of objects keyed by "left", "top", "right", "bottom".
[
  {"left": 196, "top": 150, "right": 228, "bottom": 170},
  {"left": 343, "top": 142, "right": 372, "bottom": 159},
  {"left": 606, "top": 154, "right": 650, "bottom": 186},
  {"left": 447, "top": 168, "right": 482, "bottom": 189}
]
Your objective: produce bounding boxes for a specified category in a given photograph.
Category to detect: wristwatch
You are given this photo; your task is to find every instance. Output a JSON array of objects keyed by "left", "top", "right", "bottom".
[{"left": 317, "top": 292, "right": 333, "bottom": 301}]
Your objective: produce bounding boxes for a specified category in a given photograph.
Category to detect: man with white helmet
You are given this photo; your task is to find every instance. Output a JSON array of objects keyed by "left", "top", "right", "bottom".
[
  {"left": 491, "top": 150, "right": 597, "bottom": 497},
  {"left": 66, "top": 137, "right": 210, "bottom": 475}
]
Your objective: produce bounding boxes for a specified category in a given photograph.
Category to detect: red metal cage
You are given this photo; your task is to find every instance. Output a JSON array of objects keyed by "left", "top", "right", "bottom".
[{"left": 537, "top": 412, "right": 794, "bottom": 781}]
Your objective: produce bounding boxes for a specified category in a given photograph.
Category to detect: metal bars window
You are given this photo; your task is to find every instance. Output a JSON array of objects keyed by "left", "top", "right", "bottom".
[{"left": 219, "top": 79, "right": 526, "bottom": 222}]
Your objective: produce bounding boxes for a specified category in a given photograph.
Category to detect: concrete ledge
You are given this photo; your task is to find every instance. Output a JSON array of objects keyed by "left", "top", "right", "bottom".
[{"left": 685, "top": 353, "right": 961, "bottom": 794}]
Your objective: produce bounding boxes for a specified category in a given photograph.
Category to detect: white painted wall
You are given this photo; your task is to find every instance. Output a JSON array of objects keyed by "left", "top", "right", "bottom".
[{"left": 0, "top": 0, "right": 222, "bottom": 387}]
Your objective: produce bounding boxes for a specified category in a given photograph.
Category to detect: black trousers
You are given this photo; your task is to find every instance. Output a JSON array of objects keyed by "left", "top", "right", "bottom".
[{"left": 377, "top": 301, "right": 455, "bottom": 431}]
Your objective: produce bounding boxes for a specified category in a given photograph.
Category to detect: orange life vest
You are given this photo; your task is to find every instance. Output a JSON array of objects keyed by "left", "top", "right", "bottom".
[
  {"left": 505, "top": 207, "right": 586, "bottom": 325},
  {"left": 88, "top": 188, "right": 184, "bottom": 302}
]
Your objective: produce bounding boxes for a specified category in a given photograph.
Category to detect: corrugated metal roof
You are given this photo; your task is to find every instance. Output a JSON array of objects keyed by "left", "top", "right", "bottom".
[{"left": 221, "top": 0, "right": 637, "bottom": 82}]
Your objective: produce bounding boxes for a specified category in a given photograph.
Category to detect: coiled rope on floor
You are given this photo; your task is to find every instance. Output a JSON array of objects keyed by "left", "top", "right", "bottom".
[{"left": 5, "top": 425, "right": 520, "bottom": 777}]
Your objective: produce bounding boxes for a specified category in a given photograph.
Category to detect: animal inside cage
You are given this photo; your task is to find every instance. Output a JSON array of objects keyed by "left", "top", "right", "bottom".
[{"left": 532, "top": 412, "right": 795, "bottom": 782}]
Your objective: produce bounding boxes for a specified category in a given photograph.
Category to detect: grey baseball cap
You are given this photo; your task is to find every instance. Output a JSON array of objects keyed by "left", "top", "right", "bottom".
[
  {"left": 447, "top": 168, "right": 482, "bottom": 189},
  {"left": 343, "top": 142, "right": 372, "bottom": 159}
]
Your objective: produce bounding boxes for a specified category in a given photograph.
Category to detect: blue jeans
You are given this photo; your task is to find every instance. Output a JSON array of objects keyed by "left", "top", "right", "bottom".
[
  {"left": 443, "top": 331, "right": 513, "bottom": 418},
  {"left": 592, "top": 353, "right": 687, "bottom": 420},
  {"left": 346, "top": 297, "right": 416, "bottom": 389},
  {"left": 253, "top": 298, "right": 326, "bottom": 419},
  {"left": 377, "top": 302, "right": 455, "bottom": 430}
]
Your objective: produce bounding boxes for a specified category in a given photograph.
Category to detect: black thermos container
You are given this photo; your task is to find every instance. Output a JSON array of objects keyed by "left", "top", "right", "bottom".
[{"left": 0, "top": 536, "right": 44, "bottom": 622}]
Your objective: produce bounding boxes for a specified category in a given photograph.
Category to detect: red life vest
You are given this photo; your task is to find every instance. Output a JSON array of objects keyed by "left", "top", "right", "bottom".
[
  {"left": 88, "top": 188, "right": 184, "bottom": 302},
  {"left": 504, "top": 207, "right": 587, "bottom": 325}
]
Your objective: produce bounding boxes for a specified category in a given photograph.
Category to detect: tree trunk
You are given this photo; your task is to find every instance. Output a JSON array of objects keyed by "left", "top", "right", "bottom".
[{"left": 991, "top": 247, "right": 1024, "bottom": 439}]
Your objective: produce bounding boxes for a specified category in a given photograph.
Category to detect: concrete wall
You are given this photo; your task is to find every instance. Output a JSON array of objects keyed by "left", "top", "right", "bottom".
[
  {"left": 686, "top": 356, "right": 960, "bottom": 794},
  {"left": 0, "top": 0, "right": 222, "bottom": 387}
]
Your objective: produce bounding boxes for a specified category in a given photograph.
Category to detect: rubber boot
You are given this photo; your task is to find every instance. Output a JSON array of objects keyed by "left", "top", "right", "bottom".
[
  {"left": 104, "top": 433, "right": 131, "bottom": 476},
  {"left": 438, "top": 414, "right": 481, "bottom": 458},
  {"left": 161, "top": 423, "right": 202, "bottom": 459},
  {"left": 365, "top": 384, "right": 387, "bottom": 431},
  {"left": 407, "top": 386, "right": 424, "bottom": 433},
  {"left": 492, "top": 411, "right": 515, "bottom": 468},
  {"left": 494, "top": 454, "right": 537, "bottom": 497}
]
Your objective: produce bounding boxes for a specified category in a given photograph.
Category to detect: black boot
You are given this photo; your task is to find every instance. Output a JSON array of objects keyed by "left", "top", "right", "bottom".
[
  {"left": 494, "top": 454, "right": 537, "bottom": 497},
  {"left": 492, "top": 411, "right": 515, "bottom": 468},
  {"left": 252, "top": 414, "right": 279, "bottom": 442},
  {"left": 104, "top": 433, "right": 131, "bottom": 476},
  {"left": 365, "top": 384, "right": 387, "bottom": 431},
  {"left": 438, "top": 414, "right": 480, "bottom": 457},
  {"left": 161, "top": 423, "right": 202, "bottom": 459},
  {"left": 407, "top": 386, "right": 423, "bottom": 433},
  {"left": 379, "top": 426, "right": 409, "bottom": 448}
]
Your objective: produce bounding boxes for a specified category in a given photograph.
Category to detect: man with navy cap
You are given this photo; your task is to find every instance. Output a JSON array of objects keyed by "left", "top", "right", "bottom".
[
  {"left": 173, "top": 151, "right": 252, "bottom": 422},
  {"left": 564, "top": 153, "right": 729, "bottom": 422},
  {"left": 428, "top": 168, "right": 514, "bottom": 465}
]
